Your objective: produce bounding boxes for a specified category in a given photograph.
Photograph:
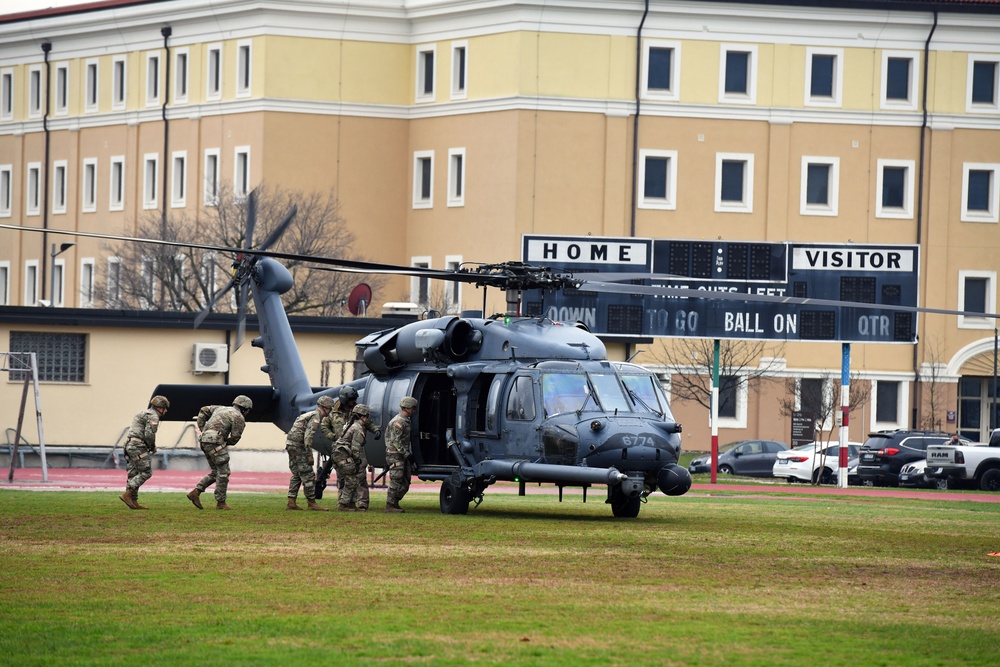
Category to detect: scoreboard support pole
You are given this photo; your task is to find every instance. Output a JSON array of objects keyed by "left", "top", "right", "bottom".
[
  {"left": 710, "top": 339, "right": 720, "bottom": 484},
  {"left": 837, "top": 343, "right": 851, "bottom": 489}
]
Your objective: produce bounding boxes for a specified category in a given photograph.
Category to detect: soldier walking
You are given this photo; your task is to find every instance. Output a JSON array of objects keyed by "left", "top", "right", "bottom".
[
  {"left": 283, "top": 396, "right": 332, "bottom": 511},
  {"left": 319, "top": 385, "right": 377, "bottom": 509},
  {"left": 119, "top": 395, "right": 170, "bottom": 510},
  {"left": 187, "top": 395, "right": 252, "bottom": 510},
  {"left": 385, "top": 397, "right": 418, "bottom": 513},
  {"left": 332, "top": 403, "right": 375, "bottom": 511}
]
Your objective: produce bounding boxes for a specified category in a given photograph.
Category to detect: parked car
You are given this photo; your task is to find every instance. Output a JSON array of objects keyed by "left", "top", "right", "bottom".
[
  {"left": 687, "top": 440, "right": 789, "bottom": 477},
  {"left": 856, "top": 430, "right": 969, "bottom": 487},
  {"left": 898, "top": 459, "right": 949, "bottom": 490},
  {"left": 773, "top": 441, "right": 862, "bottom": 484}
]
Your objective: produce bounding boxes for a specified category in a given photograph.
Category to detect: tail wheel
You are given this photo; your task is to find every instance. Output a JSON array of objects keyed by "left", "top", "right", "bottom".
[
  {"left": 608, "top": 487, "right": 641, "bottom": 518},
  {"left": 979, "top": 468, "right": 1000, "bottom": 492},
  {"left": 440, "top": 478, "right": 471, "bottom": 514}
]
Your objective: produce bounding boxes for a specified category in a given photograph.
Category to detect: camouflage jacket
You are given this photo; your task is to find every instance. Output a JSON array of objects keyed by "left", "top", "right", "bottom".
[
  {"left": 198, "top": 405, "right": 246, "bottom": 447},
  {"left": 335, "top": 419, "right": 370, "bottom": 463},
  {"left": 127, "top": 407, "right": 160, "bottom": 450},
  {"left": 384, "top": 413, "right": 412, "bottom": 459},
  {"left": 320, "top": 404, "right": 351, "bottom": 441},
  {"left": 286, "top": 409, "right": 322, "bottom": 449}
]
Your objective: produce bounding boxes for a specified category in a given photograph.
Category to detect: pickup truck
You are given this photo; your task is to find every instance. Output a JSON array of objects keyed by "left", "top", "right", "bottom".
[{"left": 925, "top": 429, "right": 1000, "bottom": 492}]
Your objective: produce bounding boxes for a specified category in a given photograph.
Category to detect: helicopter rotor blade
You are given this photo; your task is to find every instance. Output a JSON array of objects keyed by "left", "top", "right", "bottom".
[
  {"left": 193, "top": 274, "right": 238, "bottom": 329},
  {"left": 256, "top": 204, "right": 298, "bottom": 253},
  {"left": 244, "top": 189, "right": 258, "bottom": 252},
  {"left": 235, "top": 280, "right": 249, "bottom": 350}
]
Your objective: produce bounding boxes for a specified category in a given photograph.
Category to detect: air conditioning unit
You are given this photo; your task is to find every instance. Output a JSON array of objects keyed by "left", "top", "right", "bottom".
[{"left": 193, "top": 343, "right": 229, "bottom": 373}]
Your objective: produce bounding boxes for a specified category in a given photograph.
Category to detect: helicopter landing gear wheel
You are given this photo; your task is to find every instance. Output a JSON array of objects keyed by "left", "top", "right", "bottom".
[
  {"left": 440, "top": 478, "right": 471, "bottom": 515},
  {"left": 608, "top": 487, "right": 641, "bottom": 518}
]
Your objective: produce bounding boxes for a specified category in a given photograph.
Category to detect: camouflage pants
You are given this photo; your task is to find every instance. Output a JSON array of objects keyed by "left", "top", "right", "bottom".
[
  {"left": 386, "top": 454, "right": 411, "bottom": 506},
  {"left": 337, "top": 463, "right": 370, "bottom": 509},
  {"left": 196, "top": 442, "right": 231, "bottom": 504},
  {"left": 286, "top": 444, "right": 317, "bottom": 501},
  {"left": 125, "top": 442, "right": 153, "bottom": 492},
  {"left": 332, "top": 450, "right": 360, "bottom": 507}
]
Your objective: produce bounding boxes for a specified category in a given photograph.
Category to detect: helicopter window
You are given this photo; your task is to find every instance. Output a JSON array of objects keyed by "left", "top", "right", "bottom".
[
  {"left": 386, "top": 378, "right": 413, "bottom": 423},
  {"left": 486, "top": 375, "right": 504, "bottom": 431},
  {"left": 365, "top": 380, "right": 387, "bottom": 429},
  {"left": 620, "top": 374, "right": 666, "bottom": 416},
  {"left": 541, "top": 373, "right": 590, "bottom": 416},
  {"left": 506, "top": 376, "right": 536, "bottom": 421},
  {"left": 589, "top": 373, "right": 631, "bottom": 414}
]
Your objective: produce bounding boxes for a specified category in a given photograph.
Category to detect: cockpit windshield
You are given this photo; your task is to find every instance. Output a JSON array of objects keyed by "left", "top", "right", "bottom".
[
  {"left": 620, "top": 373, "right": 668, "bottom": 417},
  {"left": 541, "top": 371, "right": 631, "bottom": 416}
]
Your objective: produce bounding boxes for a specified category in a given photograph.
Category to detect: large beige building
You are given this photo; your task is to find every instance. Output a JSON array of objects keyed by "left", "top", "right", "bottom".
[{"left": 1, "top": 0, "right": 999, "bottom": 459}]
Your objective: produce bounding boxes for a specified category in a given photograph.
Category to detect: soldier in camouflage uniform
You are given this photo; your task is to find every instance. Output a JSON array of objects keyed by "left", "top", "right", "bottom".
[
  {"left": 332, "top": 403, "right": 375, "bottom": 511},
  {"left": 320, "top": 385, "right": 379, "bottom": 510},
  {"left": 384, "top": 396, "right": 418, "bottom": 513},
  {"left": 186, "top": 395, "right": 252, "bottom": 510},
  {"left": 119, "top": 395, "right": 170, "bottom": 510},
  {"left": 283, "top": 396, "right": 333, "bottom": 511}
]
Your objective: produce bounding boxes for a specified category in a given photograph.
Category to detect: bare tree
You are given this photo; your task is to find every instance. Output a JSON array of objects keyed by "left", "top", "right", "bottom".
[
  {"left": 95, "top": 184, "right": 384, "bottom": 316},
  {"left": 918, "top": 337, "right": 947, "bottom": 431},
  {"left": 647, "top": 337, "right": 786, "bottom": 415}
]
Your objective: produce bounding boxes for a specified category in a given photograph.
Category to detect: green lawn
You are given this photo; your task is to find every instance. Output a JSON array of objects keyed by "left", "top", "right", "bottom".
[{"left": 1, "top": 489, "right": 998, "bottom": 666}]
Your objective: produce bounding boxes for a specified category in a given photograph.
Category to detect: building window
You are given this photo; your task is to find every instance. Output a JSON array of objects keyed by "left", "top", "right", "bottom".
[
  {"left": 112, "top": 56, "right": 126, "bottom": 110},
  {"left": 642, "top": 41, "right": 681, "bottom": 101},
  {"left": 805, "top": 48, "right": 842, "bottom": 107},
  {"left": 106, "top": 257, "right": 122, "bottom": 307},
  {"left": 715, "top": 153, "right": 754, "bottom": 213},
  {"left": 26, "top": 163, "right": 41, "bottom": 216},
  {"left": 82, "top": 158, "right": 97, "bottom": 213},
  {"left": 85, "top": 59, "right": 99, "bottom": 112},
  {"left": 29, "top": 66, "right": 43, "bottom": 118},
  {"left": 53, "top": 160, "right": 68, "bottom": 214},
  {"left": 207, "top": 44, "right": 222, "bottom": 100},
  {"left": 143, "top": 153, "right": 159, "bottom": 209},
  {"left": 146, "top": 52, "right": 160, "bottom": 106},
  {"left": 968, "top": 55, "right": 1000, "bottom": 112},
  {"left": 0, "top": 164, "right": 11, "bottom": 217},
  {"left": 961, "top": 163, "right": 999, "bottom": 223},
  {"left": 172, "top": 151, "right": 187, "bottom": 208},
  {"left": 874, "top": 380, "right": 902, "bottom": 427},
  {"left": 9, "top": 332, "right": 87, "bottom": 383},
  {"left": 959, "top": 271, "right": 996, "bottom": 329},
  {"left": 110, "top": 156, "right": 125, "bottom": 211},
  {"left": 800, "top": 157, "right": 839, "bottom": 217},
  {"left": 237, "top": 41, "right": 251, "bottom": 97},
  {"left": 876, "top": 159, "right": 915, "bottom": 219},
  {"left": 139, "top": 256, "right": 156, "bottom": 309},
  {"left": 451, "top": 41, "right": 467, "bottom": 100},
  {"left": 720, "top": 45, "right": 757, "bottom": 104},
  {"left": 52, "top": 258, "right": 66, "bottom": 307},
  {"left": 637, "top": 149, "right": 678, "bottom": 210},
  {"left": 882, "top": 51, "right": 918, "bottom": 110},
  {"left": 174, "top": 48, "right": 189, "bottom": 104},
  {"left": 80, "top": 258, "right": 95, "bottom": 308},
  {"left": 55, "top": 63, "right": 69, "bottom": 115},
  {"left": 717, "top": 374, "right": 748, "bottom": 428},
  {"left": 411, "top": 257, "right": 431, "bottom": 307},
  {"left": 234, "top": 147, "right": 250, "bottom": 198},
  {"left": 24, "top": 260, "right": 39, "bottom": 306},
  {"left": 799, "top": 377, "right": 826, "bottom": 426},
  {"left": 447, "top": 148, "right": 465, "bottom": 207},
  {"left": 445, "top": 255, "right": 462, "bottom": 313},
  {"left": 0, "top": 261, "right": 9, "bottom": 305},
  {"left": 204, "top": 149, "right": 220, "bottom": 205},
  {"left": 1, "top": 68, "right": 13, "bottom": 120},
  {"left": 413, "top": 150, "right": 434, "bottom": 209},
  {"left": 416, "top": 44, "right": 436, "bottom": 102}
]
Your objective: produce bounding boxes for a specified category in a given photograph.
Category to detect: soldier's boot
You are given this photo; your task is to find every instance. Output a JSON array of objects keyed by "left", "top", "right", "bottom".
[
  {"left": 119, "top": 488, "right": 139, "bottom": 510},
  {"left": 186, "top": 489, "right": 203, "bottom": 510},
  {"left": 286, "top": 497, "right": 302, "bottom": 510},
  {"left": 307, "top": 499, "right": 329, "bottom": 512},
  {"left": 132, "top": 493, "right": 149, "bottom": 510},
  {"left": 215, "top": 501, "right": 233, "bottom": 510},
  {"left": 337, "top": 504, "right": 356, "bottom": 512},
  {"left": 384, "top": 503, "right": 405, "bottom": 514}
]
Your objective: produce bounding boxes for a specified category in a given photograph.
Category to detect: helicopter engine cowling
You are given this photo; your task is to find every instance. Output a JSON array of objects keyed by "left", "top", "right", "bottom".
[
  {"left": 657, "top": 464, "right": 692, "bottom": 496},
  {"left": 361, "top": 317, "right": 483, "bottom": 372}
]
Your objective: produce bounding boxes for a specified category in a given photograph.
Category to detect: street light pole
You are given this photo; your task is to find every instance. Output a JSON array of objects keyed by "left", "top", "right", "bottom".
[{"left": 48, "top": 242, "right": 75, "bottom": 307}]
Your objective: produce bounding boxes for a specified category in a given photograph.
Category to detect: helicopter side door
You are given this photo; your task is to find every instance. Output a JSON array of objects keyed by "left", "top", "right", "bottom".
[{"left": 499, "top": 374, "right": 541, "bottom": 459}]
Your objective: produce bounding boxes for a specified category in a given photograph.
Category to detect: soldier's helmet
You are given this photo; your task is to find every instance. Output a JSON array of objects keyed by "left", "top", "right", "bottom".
[
  {"left": 351, "top": 403, "right": 371, "bottom": 417},
  {"left": 317, "top": 396, "right": 335, "bottom": 409},
  {"left": 233, "top": 395, "right": 253, "bottom": 412},
  {"left": 339, "top": 386, "right": 359, "bottom": 403},
  {"left": 149, "top": 395, "right": 170, "bottom": 409},
  {"left": 400, "top": 396, "right": 418, "bottom": 409}
]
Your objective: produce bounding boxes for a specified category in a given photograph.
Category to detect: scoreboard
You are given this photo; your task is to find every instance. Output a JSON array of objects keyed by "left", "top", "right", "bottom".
[{"left": 520, "top": 235, "right": 919, "bottom": 344}]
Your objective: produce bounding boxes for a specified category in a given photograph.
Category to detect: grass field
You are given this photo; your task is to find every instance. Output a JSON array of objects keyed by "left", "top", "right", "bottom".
[{"left": 1, "top": 488, "right": 999, "bottom": 666}]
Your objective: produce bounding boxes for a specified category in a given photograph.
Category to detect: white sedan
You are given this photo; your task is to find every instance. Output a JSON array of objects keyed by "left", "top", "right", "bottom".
[{"left": 773, "top": 441, "right": 862, "bottom": 484}]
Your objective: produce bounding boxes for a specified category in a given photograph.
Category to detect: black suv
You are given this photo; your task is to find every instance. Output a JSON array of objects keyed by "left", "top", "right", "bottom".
[{"left": 856, "top": 430, "right": 963, "bottom": 487}]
